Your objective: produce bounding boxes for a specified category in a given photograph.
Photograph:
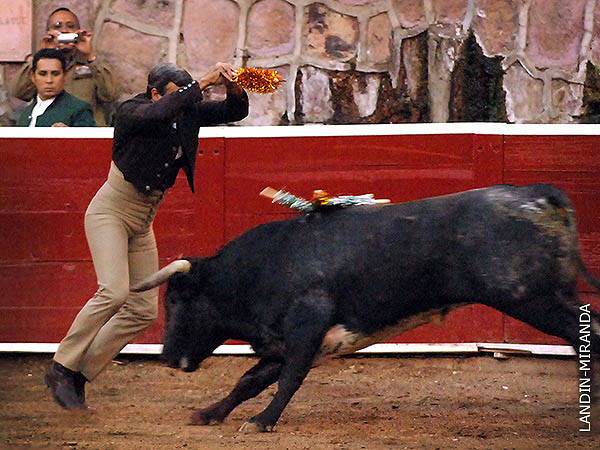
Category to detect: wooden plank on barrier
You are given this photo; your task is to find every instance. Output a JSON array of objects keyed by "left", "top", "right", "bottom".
[
  {"left": 0, "top": 209, "right": 198, "bottom": 263},
  {"left": 0, "top": 304, "right": 165, "bottom": 344},
  {"left": 504, "top": 135, "right": 600, "bottom": 172},
  {"left": 0, "top": 138, "right": 112, "bottom": 181},
  {"left": 192, "top": 137, "right": 226, "bottom": 255},
  {"left": 472, "top": 134, "right": 503, "bottom": 187}
]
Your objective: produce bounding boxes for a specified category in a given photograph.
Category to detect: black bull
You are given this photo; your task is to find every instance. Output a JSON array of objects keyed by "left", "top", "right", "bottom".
[{"left": 132, "top": 184, "right": 600, "bottom": 432}]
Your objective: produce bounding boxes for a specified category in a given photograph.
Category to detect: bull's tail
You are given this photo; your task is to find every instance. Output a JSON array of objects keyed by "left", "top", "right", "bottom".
[{"left": 579, "top": 257, "right": 600, "bottom": 292}]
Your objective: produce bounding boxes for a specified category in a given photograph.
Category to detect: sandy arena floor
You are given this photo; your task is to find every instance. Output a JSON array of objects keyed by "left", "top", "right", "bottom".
[{"left": 0, "top": 353, "right": 598, "bottom": 449}]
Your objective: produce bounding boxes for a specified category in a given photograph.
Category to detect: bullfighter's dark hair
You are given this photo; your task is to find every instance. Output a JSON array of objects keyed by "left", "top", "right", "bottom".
[
  {"left": 146, "top": 64, "right": 194, "bottom": 96},
  {"left": 32, "top": 48, "right": 67, "bottom": 72},
  {"left": 46, "top": 7, "right": 80, "bottom": 30}
]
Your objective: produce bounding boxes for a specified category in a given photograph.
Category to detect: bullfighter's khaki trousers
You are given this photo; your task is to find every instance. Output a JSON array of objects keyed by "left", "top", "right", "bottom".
[{"left": 54, "top": 162, "right": 164, "bottom": 381}]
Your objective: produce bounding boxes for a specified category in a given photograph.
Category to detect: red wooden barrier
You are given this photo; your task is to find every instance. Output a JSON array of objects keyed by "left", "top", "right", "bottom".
[{"left": 0, "top": 125, "right": 598, "bottom": 348}]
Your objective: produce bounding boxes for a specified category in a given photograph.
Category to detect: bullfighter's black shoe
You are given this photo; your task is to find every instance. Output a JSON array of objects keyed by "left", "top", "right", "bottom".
[
  {"left": 44, "top": 361, "right": 86, "bottom": 410},
  {"left": 73, "top": 372, "right": 88, "bottom": 408}
]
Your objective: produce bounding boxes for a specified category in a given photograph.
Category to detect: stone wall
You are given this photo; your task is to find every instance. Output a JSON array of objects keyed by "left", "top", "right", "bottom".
[{"left": 1, "top": 0, "right": 600, "bottom": 125}]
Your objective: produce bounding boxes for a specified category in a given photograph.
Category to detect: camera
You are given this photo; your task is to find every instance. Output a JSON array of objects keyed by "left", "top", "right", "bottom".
[{"left": 57, "top": 33, "right": 78, "bottom": 44}]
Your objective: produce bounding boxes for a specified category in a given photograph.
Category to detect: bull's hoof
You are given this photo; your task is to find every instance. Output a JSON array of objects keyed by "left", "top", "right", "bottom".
[
  {"left": 189, "top": 409, "right": 221, "bottom": 426},
  {"left": 238, "top": 420, "right": 273, "bottom": 433}
]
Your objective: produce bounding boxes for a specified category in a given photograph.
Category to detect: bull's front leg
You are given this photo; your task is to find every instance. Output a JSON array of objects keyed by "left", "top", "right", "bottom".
[
  {"left": 190, "top": 357, "right": 282, "bottom": 425},
  {"left": 240, "top": 291, "right": 334, "bottom": 432}
]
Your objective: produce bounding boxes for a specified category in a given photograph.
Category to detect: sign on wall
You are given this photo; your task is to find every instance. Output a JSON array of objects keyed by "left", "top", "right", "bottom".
[{"left": 0, "top": 0, "right": 32, "bottom": 62}]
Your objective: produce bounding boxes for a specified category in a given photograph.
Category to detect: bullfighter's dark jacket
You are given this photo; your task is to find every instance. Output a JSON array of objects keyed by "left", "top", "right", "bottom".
[{"left": 112, "top": 82, "right": 248, "bottom": 194}]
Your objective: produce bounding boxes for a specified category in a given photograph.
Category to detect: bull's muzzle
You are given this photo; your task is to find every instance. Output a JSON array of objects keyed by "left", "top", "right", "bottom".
[
  {"left": 178, "top": 357, "right": 199, "bottom": 372},
  {"left": 165, "top": 356, "right": 199, "bottom": 372}
]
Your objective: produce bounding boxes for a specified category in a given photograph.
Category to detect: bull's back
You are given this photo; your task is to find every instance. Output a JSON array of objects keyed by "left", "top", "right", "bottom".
[{"left": 211, "top": 184, "right": 580, "bottom": 325}]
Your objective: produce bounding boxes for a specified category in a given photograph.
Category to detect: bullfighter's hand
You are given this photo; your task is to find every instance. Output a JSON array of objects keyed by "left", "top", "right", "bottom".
[
  {"left": 52, "top": 122, "right": 69, "bottom": 127},
  {"left": 198, "top": 62, "right": 237, "bottom": 90}
]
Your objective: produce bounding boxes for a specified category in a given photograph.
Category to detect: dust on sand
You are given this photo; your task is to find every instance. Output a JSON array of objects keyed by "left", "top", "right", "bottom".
[{"left": 1, "top": 353, "right": 598, "bottom": 449}]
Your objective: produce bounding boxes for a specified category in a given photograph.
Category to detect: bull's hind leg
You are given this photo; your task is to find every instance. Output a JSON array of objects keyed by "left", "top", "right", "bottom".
[
  {"left": 190, "top": 357, "right": 282, "bottom": 425},
  {"left": 491, "top": 293, "right": 600, "bottom": 400},
  {"left": 240, "top": 290, "right": 334, "bottom": 432}
]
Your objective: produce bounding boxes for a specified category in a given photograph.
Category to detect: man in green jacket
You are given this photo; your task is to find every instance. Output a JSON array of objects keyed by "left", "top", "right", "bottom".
[
  {"left": 17, "top": 48, "right": 96, "bottom": 127},
  {"left": 10, "top": 7, "right": 119, "bottom": 126}
]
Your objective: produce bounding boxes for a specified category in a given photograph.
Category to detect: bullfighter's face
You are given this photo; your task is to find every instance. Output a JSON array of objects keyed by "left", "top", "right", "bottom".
[{"left": 162, "top": 275, "right": 226, "bottom": 372}]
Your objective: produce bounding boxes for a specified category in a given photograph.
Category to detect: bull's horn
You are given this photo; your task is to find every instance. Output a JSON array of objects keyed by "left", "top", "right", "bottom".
[{"left": 130, "top": 259, "right": 192, "bottom": 292}]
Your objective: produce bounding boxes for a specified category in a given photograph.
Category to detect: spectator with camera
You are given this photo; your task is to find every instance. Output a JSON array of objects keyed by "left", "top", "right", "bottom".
[
  {"left": 9, "top": 7, "right": 119, "bottom": 126},
  {"left": 17, "top": 48, "right": 95, "bottom": 127}
]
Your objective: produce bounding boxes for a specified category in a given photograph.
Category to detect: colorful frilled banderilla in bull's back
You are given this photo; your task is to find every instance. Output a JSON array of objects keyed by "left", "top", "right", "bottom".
[{"left": 259, "top": 187, "right": 391, "bottom": 213}]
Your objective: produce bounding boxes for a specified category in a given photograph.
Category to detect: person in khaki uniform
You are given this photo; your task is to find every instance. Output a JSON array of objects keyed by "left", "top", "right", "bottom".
[
  {"left": 9, "top": 7, "right": 119, "bottom": 126},
  {"left": 43, "top": 62, "right": 248, "bottom": 411}
]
